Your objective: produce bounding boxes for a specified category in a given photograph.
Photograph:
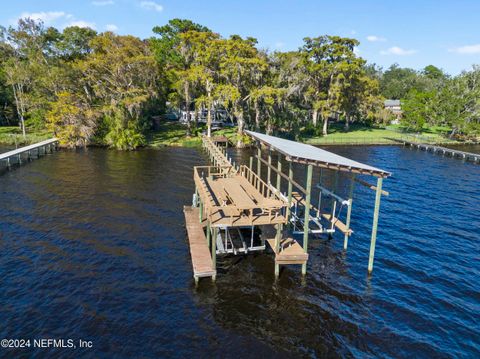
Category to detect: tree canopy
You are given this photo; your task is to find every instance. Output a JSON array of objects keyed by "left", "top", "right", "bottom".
[{"left": 0, "top": 17, "right": 478, "bottom": 148}]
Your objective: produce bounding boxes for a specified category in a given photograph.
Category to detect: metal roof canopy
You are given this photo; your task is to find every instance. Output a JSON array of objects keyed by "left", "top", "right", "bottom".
[{"left": 246, "top": 130, "right": 391, "bottom": 178}]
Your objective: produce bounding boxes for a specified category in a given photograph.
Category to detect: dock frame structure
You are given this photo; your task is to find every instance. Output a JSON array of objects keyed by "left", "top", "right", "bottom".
[
  {"left": 185, "top": 132, "right": 391, "bottom": 283},
  {"left": 0, "top": 138, "right": 59, "bottom": 170}
]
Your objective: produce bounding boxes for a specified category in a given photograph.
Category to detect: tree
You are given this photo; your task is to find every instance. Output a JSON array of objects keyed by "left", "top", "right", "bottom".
[
  {"left": 301, "top": 35, "right": 364, "bottom": 135},
  {"left": 46, "top": 91, "right": 97, "bottom": 147},
  {"left": 150, "top": 19, "right": 210, "bottom": 135},
  {"left": 77, "top": 33, "right": 159, "bottom": 149},
  {"left": 401, "top": 89, "right": 434, "bottom": 131},
  {"left": 219, "top": 35, "right": 268, "bottom": 146}
]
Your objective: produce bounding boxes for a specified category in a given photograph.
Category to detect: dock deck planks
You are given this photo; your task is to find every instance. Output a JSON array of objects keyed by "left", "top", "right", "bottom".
[
  {"left": 262, "top": 225, "right": 308, "bottom": 265},
  {"left": 183, "top": 206, "right": 216, "bottom": 280}
]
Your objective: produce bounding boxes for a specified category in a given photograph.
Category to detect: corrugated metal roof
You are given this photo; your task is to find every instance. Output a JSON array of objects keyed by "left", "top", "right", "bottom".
[{"left": 246, "top": 130, "right": 391, "bottom": 178}]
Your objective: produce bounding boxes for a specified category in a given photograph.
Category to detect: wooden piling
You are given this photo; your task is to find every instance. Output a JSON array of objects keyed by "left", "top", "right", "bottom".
[
  {"left": 276, "top": 153, "right": 282, "bottom": 192},
  {"left": 368, "top": 177, "right": 383, "bottom": 273},
  {"left": 286, "top": 162, "right": 293, "bottom": 221},
  {"left": 302, "top": 164, "right": 313, "bottom": 275},
  {"left": 212, "top": 227, "right": 217, "bottom": 280},
  {"left": 274, "top": 223, "right": 281, "bottom": 277},
  {"left": 257, "top": 147, "right": 261, "bottom": 177},
  {"left": 267, "top": 149, "right": 272, "bottom": 184},
  {"left": 344, "top": 174, "right": 355, "bottom": 250}
]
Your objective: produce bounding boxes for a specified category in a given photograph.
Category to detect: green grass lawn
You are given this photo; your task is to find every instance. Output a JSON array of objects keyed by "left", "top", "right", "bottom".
[
  {"left": 0, "top": 126, "right": 53, "bottom": 146},
  {"left": 302, "top": 123, "right": 460, "bottom": 145},
  {"left": 146, "top": 121, "right": 239, "bottom": 148}
]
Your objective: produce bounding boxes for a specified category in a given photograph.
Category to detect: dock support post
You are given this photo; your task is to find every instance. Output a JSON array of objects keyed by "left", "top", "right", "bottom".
[
  {"left": 302, "top": 164, "right": 313, "bottom": 275},
  {"left": 368, "top": 177, "right": 383, "bottom": 273},
  {"left": 274, "top": 223, "right": 281, "bottom": 278},
  {"left": 206, "top": 221, "right": 211, "bottom": 247},
  {"left": 256, "top": 146, "right": 261, "bottom": 175},
  {"left": 276, "top": 153, "right": 282, "bottom": 192},
  {"left": 249, "top": 156, "right": 253, "bottom": 172},
  {"left": 286, "top": 162, "right": 293, "bottom": 221},
  {"left": 344, "top": 174, "right": 356, "bottom": 250},
  {"left": 211, "top": 227, "right": 217, "bottom": 280},
  {"left": 199, "top": 199, "right": 203, "bottom": 222},
  {"left": 267, "top": 148, "right": 272, "bottom": 184}
]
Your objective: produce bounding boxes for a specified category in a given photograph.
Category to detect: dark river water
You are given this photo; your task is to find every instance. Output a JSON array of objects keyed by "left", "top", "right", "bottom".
[{"left": 0, "top": 144, "right": 479, "bottom": 358}]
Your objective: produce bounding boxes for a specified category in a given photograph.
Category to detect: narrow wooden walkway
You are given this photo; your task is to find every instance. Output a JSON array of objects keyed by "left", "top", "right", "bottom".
[
  {"left": 388, "top": 138, "right": 480, "bottom": 163},
  {"left": 0, "top": 138, "right": 59, "bottom": 168},
  {"left": 183, "top": 206, "right": 216, "bottom": 282}
]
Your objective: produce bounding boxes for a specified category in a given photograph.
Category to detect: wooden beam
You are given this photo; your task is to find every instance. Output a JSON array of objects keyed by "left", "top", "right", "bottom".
[
  {"left": 354, "top": 177, "right": 389, "bottom": 196},
  {"left": 344, "top": 174, "right": 355, "bottom": 250},
  {"left": 267, "top": 148, "right": 272, "bottom": 184},
  {"left": 368, "top": 177, "right": 383, "bottom": 273},
  {"left": 257, "top": 147, "right": 261, "bottom": 178},
  {"left": 286, "top": 162, "right": 293, "bottom": 221},
  {"left": 255, "top": 155, "right": 306, "bottom": 194},
  {"left": 302, "top": 164, "right": 313, "bottom": 275},
  {"left": 276, "top": 153, "right": 282, "bottom": 192}
]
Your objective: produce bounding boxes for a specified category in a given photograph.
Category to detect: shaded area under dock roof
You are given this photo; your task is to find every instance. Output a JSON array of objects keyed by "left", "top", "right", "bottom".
[{"left": 245, "top": 130, "right": 391, "bottom": 178}]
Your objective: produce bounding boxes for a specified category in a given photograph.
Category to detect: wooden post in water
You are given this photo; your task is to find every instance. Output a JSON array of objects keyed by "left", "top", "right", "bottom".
[
  {"left": 344, "top": 174, "right": 356, "bottom": 250},
  {"left": 286, "top": 162, "right": 293, "bottom": 221},
  {"left": 274, "top": 223, "right": 282, "bottom": 278},
  {"left": 211, "top": 227, "right": 217, "bottom": 281},
  {"left": 267, "top": 148, "right": 272, "bottom": 184},
  {"left": 276, "top": 153, "right": 282, "bottom": 192},
  {"left": 302, "top": 164, "right": 313, "bottom": 275},
  {"left": 249, "top": 156, "right": 253, "bottom": 172},
  {"left": 368, "top": 177, "right": 383, "bottom": 273}
]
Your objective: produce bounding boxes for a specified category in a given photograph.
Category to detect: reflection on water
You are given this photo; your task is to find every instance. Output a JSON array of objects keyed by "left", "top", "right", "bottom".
[{"left": 0, "top": 145, "right": 479, "bottom": 357}]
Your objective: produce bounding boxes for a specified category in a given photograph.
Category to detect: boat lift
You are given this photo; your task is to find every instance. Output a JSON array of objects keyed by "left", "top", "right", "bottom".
[{"left": 214, "top": 225, "right": 266, "bottom": 255}]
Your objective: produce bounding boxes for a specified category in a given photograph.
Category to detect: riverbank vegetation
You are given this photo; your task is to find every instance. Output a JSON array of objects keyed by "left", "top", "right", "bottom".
[{"left": 0, "top": 18, "right": 479, "bottom": 149}]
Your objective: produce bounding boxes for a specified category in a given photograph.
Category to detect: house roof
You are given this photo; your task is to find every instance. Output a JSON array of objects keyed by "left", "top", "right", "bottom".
[
  {"left": 246, "top": 130, "right": 391, "bottom": 178},
  {"left": 384, "top": 99, "right": 401, "bottom": 107}
]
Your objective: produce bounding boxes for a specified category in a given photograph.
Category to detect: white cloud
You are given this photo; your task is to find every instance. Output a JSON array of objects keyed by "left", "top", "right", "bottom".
[
  {"left": 353, "top": 47, "right": 361, "bottom": 56},
  {"left": 274, "top": 41, "right": 284, "bottom": 49},
  {"left": 92, "top": 0, "right": 114, "bottom": 5},
  {"left": 380, "top": 46, "right": 417, "bottom": 56},
  {"left": 367, "top": 35, "right": 386, "bottom": 42},
  {"left": 448, "top": 44, "right": 480, "bottom": 54},
  {"left": 140, "top": 1, "right": 163, "bottom": 12},
  {"left": 67, "top": 20, "right": 96, "bottom": 29},
  {"left": 105, "top": 24, "right": 118, "bottom": 32},
  {"left": 16, "top": 11, "right": 71, "bottom": 25}
]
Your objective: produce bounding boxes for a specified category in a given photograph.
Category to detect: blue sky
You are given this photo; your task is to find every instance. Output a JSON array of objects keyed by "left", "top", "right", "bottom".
[{"left": 2, "top": 0, "right": 480, "bottom": 74}]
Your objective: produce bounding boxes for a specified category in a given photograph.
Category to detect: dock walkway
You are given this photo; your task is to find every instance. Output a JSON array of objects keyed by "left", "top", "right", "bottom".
[
  {"left": 0, "top": 138, "right": 59, "bottom": 168},
  {"left": 389, "top": 138, "right": 480, "bottom": 163},
  {"left": 183, "top": 206, "right": 216, "bottom": 283}
]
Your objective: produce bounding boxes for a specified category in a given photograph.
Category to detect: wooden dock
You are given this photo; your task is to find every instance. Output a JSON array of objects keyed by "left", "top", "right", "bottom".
[
  {"left": 183, "top": 206, "right": 216, "bottom": 283},
  {"left": 262, "top": 225, "right": 308, "bottom": 266},
  {"left": 0, "top": 138, "right": 59, "bottom": 169},
  {"left": 390, "top": 138, "right": 480, "bottom": 163},
  {"left": 194, "top": 165, "right": 287, "bottom": 228}
]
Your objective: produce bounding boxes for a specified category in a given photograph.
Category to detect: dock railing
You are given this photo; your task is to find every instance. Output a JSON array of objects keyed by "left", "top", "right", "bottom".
[{"left": 194, "top": 165, "right": 287, "bottom": 226}]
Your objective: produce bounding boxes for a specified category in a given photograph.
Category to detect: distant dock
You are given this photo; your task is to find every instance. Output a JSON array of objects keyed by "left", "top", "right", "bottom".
[
  {"left": 0, "top": 138, "right": 59, "bottom": 169},
  {"left": 390, "top": 138, "right": 480, "bottom": 163}
]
